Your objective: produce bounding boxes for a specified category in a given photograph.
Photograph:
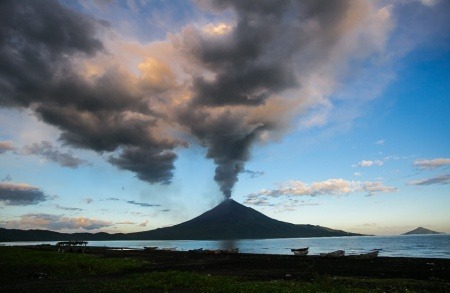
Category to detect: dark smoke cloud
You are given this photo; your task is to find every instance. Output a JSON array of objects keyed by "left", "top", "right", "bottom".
[
  {"left": 176, "top": 0, "right": 355, "bottom": 198},
  {"left": 109, "top": 147, "right": 178, "bottom": 184},
  {"left": 0, "top": 0, "right": 385, "bottom": 200},
  {"left": 176, "top": 107, "right": 269, "bottom": 197},
  {"left": 0, "top": 0, "right": 180, "bottom": 184}
]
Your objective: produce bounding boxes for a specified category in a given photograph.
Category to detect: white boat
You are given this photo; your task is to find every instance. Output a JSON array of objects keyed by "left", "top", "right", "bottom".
[
  {"left": 351, "top": 250, "right": 379, "bottom": 259},
  {"left": 320, "top": 250, "right": 345, "bottom": 257},
  {"left": 291, "top": 247, "right": 309, "bottom": 256}
]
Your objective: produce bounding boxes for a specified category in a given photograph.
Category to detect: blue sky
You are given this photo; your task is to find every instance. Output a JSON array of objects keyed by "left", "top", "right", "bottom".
[{"left": 0, "top": 0, "right": 449, "bottom": 236}]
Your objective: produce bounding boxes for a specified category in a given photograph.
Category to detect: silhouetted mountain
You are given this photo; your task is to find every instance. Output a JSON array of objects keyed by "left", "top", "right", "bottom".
[
  {"left": 402, "top": 227, "right": 444, "bottom": 235},
  {"left": 0, "top": 228, "right": 125, "bottom": 242},
  {"left": 124, "top": 199, "right": 360, "bottom": 240},
  {"left": 0, "top": 199, "right": 361, "bottom": 242}
]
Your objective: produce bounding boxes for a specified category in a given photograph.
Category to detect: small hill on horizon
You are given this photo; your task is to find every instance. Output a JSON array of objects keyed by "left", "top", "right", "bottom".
[
  {"left": 402, "top": 227, "right": 444, "bottom": 235},
  {"left": 0, "top": 199, "right": 362, "bottom": 242}
]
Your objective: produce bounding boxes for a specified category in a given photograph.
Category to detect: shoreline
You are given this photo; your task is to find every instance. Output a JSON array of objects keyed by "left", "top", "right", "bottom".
[
  {"left": 23, "top": 245, "right": 450, "bottom": 281},
  {"left": 14, "top": 242, "right": 450, "bottom": 259}
]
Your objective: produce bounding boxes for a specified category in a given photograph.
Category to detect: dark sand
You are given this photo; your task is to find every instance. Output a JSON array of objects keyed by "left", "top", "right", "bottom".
[{"left": 84, "top": 247, "right": 450, "bottom": 282}]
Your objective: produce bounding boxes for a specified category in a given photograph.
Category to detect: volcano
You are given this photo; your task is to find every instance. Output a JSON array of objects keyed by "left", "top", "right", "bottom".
[
  {"left": 126, "top": 199, "right": 360, "bottom": 240},
  {"left": 0, "top": 199, "right": 361, "bottom": 241}
]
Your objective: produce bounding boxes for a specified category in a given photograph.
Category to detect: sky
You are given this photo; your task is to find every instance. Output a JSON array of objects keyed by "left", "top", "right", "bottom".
[{"left": 0, "top": 0, "right": 449, "bottom": 236}]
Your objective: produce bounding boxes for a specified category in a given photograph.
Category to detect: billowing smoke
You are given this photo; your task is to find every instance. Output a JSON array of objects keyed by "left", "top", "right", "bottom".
[
  {"left": 173, "top": 0, "right": 367, "bottom": 198},
  {"left": 0, "top": 0, "right": 392, "bottom": 199},
  {"left": 0, "top": 0, "right": 180, "bottom": 184}
]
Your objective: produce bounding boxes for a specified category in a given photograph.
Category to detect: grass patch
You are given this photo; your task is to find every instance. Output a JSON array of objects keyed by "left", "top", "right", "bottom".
[
  {"left": 1, "top": 247, "right": 448, "bottom": 292},
  {"left": 0, "top": 246, "right": 141, "bottom": 279}
]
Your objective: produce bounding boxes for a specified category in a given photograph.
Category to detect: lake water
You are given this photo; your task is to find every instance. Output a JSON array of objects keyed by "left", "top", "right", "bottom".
[{"left": 2, "top": 234, "right": 449, "bottom": 259}]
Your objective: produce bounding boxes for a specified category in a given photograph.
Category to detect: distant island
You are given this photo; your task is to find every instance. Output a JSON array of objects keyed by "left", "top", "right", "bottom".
[
  {"left": 0, "top": 199, "right": 363, "bottom": 242},
  {"left": 402, "top": 227, "right": 445, "bottom": 235}
]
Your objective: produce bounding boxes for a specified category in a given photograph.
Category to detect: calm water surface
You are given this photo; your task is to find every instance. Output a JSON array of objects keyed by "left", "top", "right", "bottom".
[{"left": 3, "top": 234, "right": 449, "bottom": 259}]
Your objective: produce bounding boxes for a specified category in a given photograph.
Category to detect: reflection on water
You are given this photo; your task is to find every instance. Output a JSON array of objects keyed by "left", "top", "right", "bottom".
[
  {"left": 219, "top": 239, "right": 239, "bottom": 250},
  {"left": 2, "top": 234, "right": 449, "bottom": 259}
]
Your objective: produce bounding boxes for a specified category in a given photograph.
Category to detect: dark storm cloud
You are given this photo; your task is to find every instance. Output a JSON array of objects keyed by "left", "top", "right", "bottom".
[
  {"left": 109, "top": 147, "right": 178, "bottom": 184},
  {"left": 23, "top": 141, "right": 88, "bottom": 168},
  {"left": 0, "top": 182, "right": 47, "bottom": 206},
  {"left": 176, "top": 0, "right": 354, "bottom": 198},
  {"left": 185, "top": 0, "right": 349, "bottom": 107},
  {"left": 0, "top": 0, "right": 105, "bottom": 108},
  {"left": 0, "top": 0, "right": 179, "bottom": 184}
]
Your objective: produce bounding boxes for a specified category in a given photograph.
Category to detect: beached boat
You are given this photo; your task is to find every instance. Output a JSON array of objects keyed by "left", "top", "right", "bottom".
[
  {"left": 291, "top": 247, "right": 309, "bottom": 256},
  {"left": 143, "top": 246, "right": 158, "bottom": 251},
  {"left": 222, "top": 248, "right": 239, "bottom": 254},
  {"left": 161, "top": 247, "right": 177, "bottom": 251},
  {"left": 320, "top": 250, "right": 345, "bottom": 257},
  {"left": 351, "top": 250, "right": 379, "bottom": 259}
]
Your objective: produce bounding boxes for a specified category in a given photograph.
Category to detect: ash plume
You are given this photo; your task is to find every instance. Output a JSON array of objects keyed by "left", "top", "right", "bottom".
[
  {"left": 0, "top": 0, "right": 393, "bottom": 199},
  {"left": 174, "top": 0, "right": 362, "bottom": 198}
]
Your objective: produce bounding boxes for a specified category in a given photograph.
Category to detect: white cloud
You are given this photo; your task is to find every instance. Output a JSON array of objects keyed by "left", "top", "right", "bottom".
[
  {"left": 247, "top": 178, "right": 397, "bottom": 201},
  {"left": 354, "top": 160, "right": 384, "bottom": 167},
  {"left": 418, "top": 0, "right": 440, "bottom": 7},
  {"left": 374, "top": 139, "right": 385, "bottom": 145},
  {"left": 1, "top": 213, "right": 112, "bottom": 231},
  {"left": 116, "top": 221, "right": 136, "bottom": 225},
  {"left": 414, "top": 158, "right": 450, "bottom": 170}
]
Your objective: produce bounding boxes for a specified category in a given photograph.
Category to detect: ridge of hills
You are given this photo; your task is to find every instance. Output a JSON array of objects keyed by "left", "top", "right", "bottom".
[{"left": 0, "top": 199, "right": 361, "bottom": 242}]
